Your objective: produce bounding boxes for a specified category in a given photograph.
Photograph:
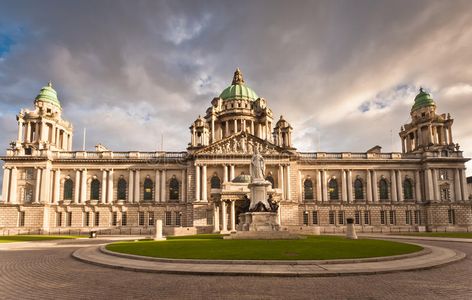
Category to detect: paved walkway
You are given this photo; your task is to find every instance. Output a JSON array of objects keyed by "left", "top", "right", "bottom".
[
  {"left": 358, "top": 233, "right": 472, "bottom": 243},
  {"left": 1, "top": 237, "right": 472, "bottom": 299},
  {"left": 72, "top": 240, "right": 465, "bottom": 277}
]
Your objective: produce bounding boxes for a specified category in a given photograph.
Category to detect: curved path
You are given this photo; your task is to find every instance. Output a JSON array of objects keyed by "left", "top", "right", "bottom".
[
  {"left": 72, "top": 242, "right": 463, "bottom": 277},
  {"left": 1, "top": 237, "right": 472, "bottom": 299}
]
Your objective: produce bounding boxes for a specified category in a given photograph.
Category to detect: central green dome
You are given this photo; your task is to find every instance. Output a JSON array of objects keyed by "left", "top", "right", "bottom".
[
  {"left": 219, "top": 68, "right": 258, "bottom": 101},
  {"left": 35, "top": 82, "right": 61, "bottom": 108},
  {"left": 411, "top": 87, "right": 435, "bottom": 111}
]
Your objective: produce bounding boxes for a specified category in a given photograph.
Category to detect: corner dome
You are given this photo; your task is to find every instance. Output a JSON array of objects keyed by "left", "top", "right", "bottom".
[
  {"left": 219, "top": 68, "right": 258, "bottom": 101},
  {"left": 232, "top": 173, "right": 252, "bottom": 183},
  {"left": 35, "top": 82, "right": 61, "bottom": 108},
  {"left": 411, "top": 87, "right": 435, "bottom": 111}
]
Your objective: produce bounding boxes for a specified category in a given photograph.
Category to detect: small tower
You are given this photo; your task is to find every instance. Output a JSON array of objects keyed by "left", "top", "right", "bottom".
[
  {"left": 189, "top": 115, "right": 210, "bottom": 148},
  {"left": 273, "top": 115, "right": 293, "bottom": 148},
  {"left": 11, "top": 82, "right": 73, "bottom": 155},
  {"left": 399, "top": 88, "right": 455, "bottom": 153}
]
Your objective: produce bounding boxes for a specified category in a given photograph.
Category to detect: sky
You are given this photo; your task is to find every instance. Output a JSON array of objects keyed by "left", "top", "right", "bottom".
[{"left": 1, "top": 0, "right": 472, "bottom": 195}]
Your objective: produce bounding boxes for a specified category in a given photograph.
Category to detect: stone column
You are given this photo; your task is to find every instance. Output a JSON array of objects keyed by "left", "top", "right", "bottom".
[
  {"left": 341, "top": 170, "right": 348, "bottom": 202},
  {"left": 195, "top": 165, "right": 200, "bottom": 201},
  {"left": 391, "top": 170, "right": 397, "bottom": 202},
  {"left": 432, "top": 169, "right": 439, "bottom": 202},
  {"left": 415, "top": 171, "right": 422, "bottom": 202},
  {"left": 74, "top": 170, "right": 80, "bottom": 203},
  {"left": 211, "top": 118, "right": 215, "bottom": 143},
  {"left": 101, "top": 170, "right": 108, "bottom": 204},
  {"left": 285, "top": 164, "right": 291, "bottom": 200},
  {"left": 448, "top": 126, "right": 453, "bottom": 144},
  {"left": 155, "top": 170, "right": 160, "bottom": 202},
  {"left": 181, "top": 169, "right": 186, "bottom": 203},
  {"left": 279, "top": 165, "right": 285, "bottom": 200},
  {"left": 40, "top": 167, "right": 51, "bottom": 203},
  {"left": 298, "top": 171, "right": 303, "bottom": 203},
  {"left": 202, "top": 164, "right": 207, "bottom": 202},
  {"left": 107, "top": 169, "right": 114, "bottom": 204},
  {"left": 461, "top": 169, "right": 468, "bottom": 201},
  {"left": 34, "top": 122, "right": 39, "bottom": 143},
  {"left": 2, "top": 167, "right": 10, "bottom": 203},
  {"left": 213, "top": 202, "right": 220, "bottom": 232},
  {"left": 223, "top": 165, "right": 228, "bottom": 182},
  {"left": 17, "top": 119, "right": 24, "bottom": 142},
  {"left": 230, "top": 200, "right": 236, "bottom": 232},
  {"left": 26, "top": 122, "right": 31, "bottom": 143},
  {"left": 347, "top": 170, "right": 353, "bottom": 203},
  {"left": 128, "top": 170, "right": 134, "bottom": 203},
  {"left": 160, "top": 169, "right": 166, "bottom": 202},
  {"left": 80, "top": 169, "right": 87, "bottom": 203},
  {"left": 425, "top": 169, "right": 433, "bottom": 201},
  {"left": 34, "top": 168, "right": 41, "bottom": 203},
  {"left": 454, "top": 169, "right": 462, "bottom": 201},
  {"left": 321, "top": 170, "right": 328, "bottom": 202},
  {"left": 230, "top": 165, "right": 235, "bottom": 181},
  {"left": 366, "top": 170, "right": 372, "bottom": 202},
  {"left": 316, "top": 170, "right": 322, "bottom": 202},
  {"left": 134, "top": 169, "right": 140, "bottom": 203},
  {"left": 9, "top": 168, "right": 17, "bottom": 204},
  {"left": 251, "top": 121, "right": 254, "bottom": 135},
  {"left": 221, "top": 201, "right": 229, "bottom": 233},
  {"left": 68, "top": 134, "right": 73, "bottom": 151},
  {"left": 53, "top": 169, "right": 61, "bottom": 204},
  {"left": 372, "top": 170, "right": 378, "bottom": 202},
  {"left": 397, "top": 170, "right": 403, "bottom": 202},
  {"left": 233, "top": 119, "right": 237, "bottom": 133}
]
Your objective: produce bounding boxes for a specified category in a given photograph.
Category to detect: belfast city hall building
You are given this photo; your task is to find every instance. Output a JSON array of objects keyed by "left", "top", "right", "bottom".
[{"left": 1, "top": 69, "right": 471, "bottom": 235}]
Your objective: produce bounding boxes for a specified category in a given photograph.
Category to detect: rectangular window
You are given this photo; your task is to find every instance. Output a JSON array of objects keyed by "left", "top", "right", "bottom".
[
  {"left": 380, "top": 210, "right": 386, "bottom": 225},
  {"left": 338, "top": 211, "right": 345, "bottom": 225},
  {"left": 389, "top": 210, "right": 396, "bottom": 225},
  {"left": 112, "top": 212, "right": 118, "bottom": 226},
  {"left": 414, "top": 210, "right": 421, "bottom": 225},
  {"left": 354, "top": 211, "right": 360, "bottom": 225},
  {"left": 175, "top": 212, "right": 182, "bottom": 226},
  {"left": 138, "top": 212, "right": 145, "bottom": 226},
  {"left": 66, "top": 212, "right": 72, "bottom": 227},
  {"left": 448, "top": 209, "right": 455, "bottom": 225},
  {"left": 94, "top": 212, "right": 100, "bottom": 226},
  {"left": 84, "top": 212, "right": 90, "bottom": 227},
  {"left": 148, "top": 212, "right": 155, "bottom": 226},
  {"left": 121, "top": 212, "right": 127, "bottom": 226},
  {"left": 405, "top": 210, "right": 412, "bottom": 225},
  {"left": 18, "top": 211, "right": 25, "bottom": 227},
  {"left": 56, "top": 212, "right": 62, "bottom": 227},
  {"left": 329, "top": 211, "right": 335, "bottom": 225},
  {"left": 165, "top": 211, "right": 172, "bottom": 226},
  {"left": 312, "top": 211, "right": 318, "bottom": 225},
  {"left": 206, "top": 210, "right": 213, "bottom": 226},
  {"left": 364, "top": 211, "right": 370, "bottom": 225},
  {"left": 303, "top": 211, "right": 309, "bottom": 225}
]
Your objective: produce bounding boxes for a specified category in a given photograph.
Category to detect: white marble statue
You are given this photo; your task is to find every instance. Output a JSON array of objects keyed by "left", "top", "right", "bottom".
[{"left": 250, "top": 148, "right": 265, "bottom": 180}]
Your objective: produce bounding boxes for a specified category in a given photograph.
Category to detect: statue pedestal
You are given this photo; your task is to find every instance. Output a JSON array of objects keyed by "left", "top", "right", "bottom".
[
  {"left": 240, "top": 212, "right": 280, "bottom": 232},
  {"left": 248, "top": 179, "right": 271, "bottom": 211}
]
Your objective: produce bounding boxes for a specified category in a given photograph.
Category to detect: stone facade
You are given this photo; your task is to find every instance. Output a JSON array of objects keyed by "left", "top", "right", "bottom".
[{"left": 1, "top": 70, "right": 471, "bottom": 235}]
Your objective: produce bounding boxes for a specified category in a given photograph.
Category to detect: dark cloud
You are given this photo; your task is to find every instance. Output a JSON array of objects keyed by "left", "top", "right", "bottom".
[{"left": 1, "top": 0, "right": 472, "bottom": 195}]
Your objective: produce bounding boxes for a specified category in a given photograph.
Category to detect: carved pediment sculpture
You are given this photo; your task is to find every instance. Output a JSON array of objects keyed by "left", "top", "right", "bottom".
[{"left": 195, "top": 132, "right": 282, "bottom": 155}]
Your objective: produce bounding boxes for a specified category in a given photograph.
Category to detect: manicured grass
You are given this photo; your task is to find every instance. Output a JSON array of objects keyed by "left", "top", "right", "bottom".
[
  {"left": 399, "top": 232, "right": 472, "bottom": 239},
  {"left": 107, "top": 235, "right": 422, "bottom": 260},
  {"left": 0, "top": 235, "right": 83, "bottom": 243}
]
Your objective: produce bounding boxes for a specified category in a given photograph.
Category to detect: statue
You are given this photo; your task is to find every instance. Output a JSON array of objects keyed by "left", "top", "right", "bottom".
[
  {"left": 250, "top": 148, "right": 265, "bottom": 180},
  {"left": 232, "top": 68, "right": 245, "bottom": 85}
]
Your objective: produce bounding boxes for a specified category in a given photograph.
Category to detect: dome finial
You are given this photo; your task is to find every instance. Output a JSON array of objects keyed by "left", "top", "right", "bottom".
[
  {"left": 48, "top": 81, "right": 53, "bottom": 88},
  {"left": 232, "top": 68, "right": 245, "bottom": 85}
]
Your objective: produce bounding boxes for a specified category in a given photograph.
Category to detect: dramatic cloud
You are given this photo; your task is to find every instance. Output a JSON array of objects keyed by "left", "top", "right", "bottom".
[{"left": 1, "top": 0, "right": 472, "bottom": 195}]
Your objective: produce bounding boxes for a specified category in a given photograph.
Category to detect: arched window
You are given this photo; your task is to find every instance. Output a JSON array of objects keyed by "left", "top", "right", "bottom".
[
  {"left": 403, "top": 178, "right": 413, "bottom": 200},
  {"left": 265, "top": 175, "right": 275, "bottom": 187},
  {"left": 117, "top": 178, "right": 127, "bottom": 200},
  {"left": 328, "top": 178, "right": 339, "bottom": 200},
  {"left": 211, "top": 175, "right": 221, "bottom": 189},
  {"left": 143, "top": 177, "right": 153, "bottom": 201},
  {"left": 379, "top": 179, "right": 389, "bottom": 201},
  {"left": 24, "top": 184, "right": 34, "bottom": 203},
  {"left": 304, "top": 179, "right": 314, "bottom": 200},
  {"left": 63, "top": 179, "right": 73, "bottom": 200},
  {"left": 354, "top": 178, "right": 363, "bottom": 200},
  {"left": 90, "top": 179, "right": 100, "bottom": 200},
  {"left": 169, "top": 177, "right": 180, "bottom": 201}
]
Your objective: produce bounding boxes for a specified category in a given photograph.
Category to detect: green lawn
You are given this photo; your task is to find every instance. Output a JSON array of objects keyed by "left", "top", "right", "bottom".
[
  {"left": 399, "top": 232, "right": 472, "bottom": 239},
  {"left": 106, "top": 235, "right": 422, "bottom": 260},
  {"left": 0, "top": 235, "right": 83, "bottom": 243}
]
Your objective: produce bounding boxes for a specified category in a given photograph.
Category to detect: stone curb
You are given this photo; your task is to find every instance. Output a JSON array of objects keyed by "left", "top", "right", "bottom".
[
  {"left": 72, "top": 242, "right": 466, "bottom": 277},
  {"left": 99, "top": 244, "right": 431, "bottom": 265}
]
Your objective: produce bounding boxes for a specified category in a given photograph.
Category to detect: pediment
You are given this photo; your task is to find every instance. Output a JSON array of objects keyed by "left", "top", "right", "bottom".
[{"left": 195, "top": 132, "right": 286, "bottom": 156}]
